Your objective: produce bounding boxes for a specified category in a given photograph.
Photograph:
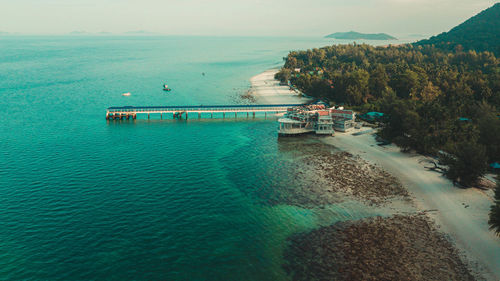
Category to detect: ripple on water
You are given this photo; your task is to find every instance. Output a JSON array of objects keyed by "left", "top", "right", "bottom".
[{"left": 0, "top": 36, "right": 414, "bottom": 281}]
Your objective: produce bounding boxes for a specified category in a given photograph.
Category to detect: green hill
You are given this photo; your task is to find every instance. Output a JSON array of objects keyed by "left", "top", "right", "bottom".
[
  {"left": 415, "top": 3, "right": 500, "bottom": 55},
  {"left": 325, "top": 31, "right": 397, "bottom": 40}
]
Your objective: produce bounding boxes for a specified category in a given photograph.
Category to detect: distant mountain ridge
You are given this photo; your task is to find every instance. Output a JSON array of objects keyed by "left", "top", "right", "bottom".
[
  {"left": 325, "top": 31, "right": 397, "bottom": 40},
  {"left": 415, "top": 3, "right": 500, "bottom": 55}
]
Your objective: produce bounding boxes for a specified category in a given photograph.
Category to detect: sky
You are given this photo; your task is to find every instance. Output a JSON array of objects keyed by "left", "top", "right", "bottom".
[{"left": 0, "top": 0, "right": 497, "bottom": 37}]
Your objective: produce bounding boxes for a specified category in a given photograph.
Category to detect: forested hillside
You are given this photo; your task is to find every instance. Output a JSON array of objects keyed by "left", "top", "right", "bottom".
[{"left": 415, "top": 3, "right": 500, "bottom": 55}]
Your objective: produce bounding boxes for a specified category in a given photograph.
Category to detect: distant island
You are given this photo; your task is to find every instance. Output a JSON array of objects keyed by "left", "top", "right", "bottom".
[{"left": 325, "top": 31, "right": 397, "bottom": 40}]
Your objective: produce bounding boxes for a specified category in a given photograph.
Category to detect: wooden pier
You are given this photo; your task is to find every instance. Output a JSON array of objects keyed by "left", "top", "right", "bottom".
[{"left": 106, "top": 104, "right": 303, "bottom": 120}]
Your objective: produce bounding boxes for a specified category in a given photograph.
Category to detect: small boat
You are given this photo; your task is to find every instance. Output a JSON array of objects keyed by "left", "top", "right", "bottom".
[
  {"left": 122, "top": 92, "right": 131, "bottom": 96},
  {"left": 163, "top": 83, "right": 171, "bottom": 91}
]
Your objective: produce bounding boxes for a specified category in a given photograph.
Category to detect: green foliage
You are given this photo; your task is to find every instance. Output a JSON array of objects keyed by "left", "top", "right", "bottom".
[
  {"left": 415, "top": 3, "right": 500, "bottom": 56},
  {"left": 440, "top": 142, "right": 488, "bottom": 187},
  {"left": 489, "top": 180, "right": 500, "bottom": 236},
  {"left": 276, "top": 42, "right": 500, "bottom": 182},
  {"left": 274, "top": 68, "right": 291, "bottom": 83},
  {"left": 473, "top": 102, "right": 500, "bottom": 162},
  {"left": 278, "top": 44, "right": 499, "bottom": 109}
]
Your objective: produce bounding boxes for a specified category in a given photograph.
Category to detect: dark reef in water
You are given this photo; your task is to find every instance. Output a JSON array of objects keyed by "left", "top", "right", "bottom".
[
  {"left": 283, "top": 215, "right": 477, "bottom": 281},
  {"left": 226, "top": 134, "right": 408, "bottom": 209}
]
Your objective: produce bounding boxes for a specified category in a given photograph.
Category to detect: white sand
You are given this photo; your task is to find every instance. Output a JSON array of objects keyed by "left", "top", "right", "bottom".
[
  {"left": 249, "top": 69, "right": 311, "bottom": 104},
  {"left": 323, "top": 132, "right": 500, "bottom": 280},
  {"left": 248, "top": 69, "right": 500, "bottom": 279}
]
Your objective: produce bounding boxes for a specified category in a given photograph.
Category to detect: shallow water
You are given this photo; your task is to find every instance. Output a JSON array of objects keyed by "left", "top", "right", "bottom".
[{"left": 0, "top": 36, "right": 407, "bottom": 280}]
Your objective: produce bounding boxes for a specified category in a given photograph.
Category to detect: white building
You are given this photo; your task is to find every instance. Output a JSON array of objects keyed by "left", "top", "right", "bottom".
[
  {"left": 278, "top": 105, "right": 334, "bottom": 136},
  {"left": 330, "top": 109, "right": 356, "bottom": 132}
]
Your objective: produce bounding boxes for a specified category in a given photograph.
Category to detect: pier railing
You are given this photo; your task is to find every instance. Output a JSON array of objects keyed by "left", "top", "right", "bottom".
[{"left": 106, "top": 104, "right": 303, "bottom": 120}]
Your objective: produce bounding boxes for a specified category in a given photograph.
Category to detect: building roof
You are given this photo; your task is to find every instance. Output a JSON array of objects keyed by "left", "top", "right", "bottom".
[
  {"left": 331, "top": 109, "right": 354, "bottom": 114},
  {"left": 490, "top": 162, "right": 500, "bottom": 169},
  {"left": 366, "top": 112, "right": 384, "bottom": 117}
]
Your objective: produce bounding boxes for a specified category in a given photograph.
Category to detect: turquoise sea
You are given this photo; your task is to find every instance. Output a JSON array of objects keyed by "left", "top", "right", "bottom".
[{"left": 0, "top": 36, "right": 401, "bottom": 280}]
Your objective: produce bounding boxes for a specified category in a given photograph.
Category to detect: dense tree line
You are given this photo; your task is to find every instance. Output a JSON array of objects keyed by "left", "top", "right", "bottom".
[{"left": 276, "top": 44, "right": 500, "bottom": 187}]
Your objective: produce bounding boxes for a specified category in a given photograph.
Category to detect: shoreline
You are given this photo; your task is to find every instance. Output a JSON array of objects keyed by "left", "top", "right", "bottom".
[
  {"left": 322, "top": 131, "right": 500, "bottom": 280},
  {"left": 248, "top": 69, "right": 311, "bottom": 105},
  {"left": 279, "top": 134, "right": 489, "bottom": 280},
  {"left": 248, "top": 69, "right": 500, "bottom": 280}
]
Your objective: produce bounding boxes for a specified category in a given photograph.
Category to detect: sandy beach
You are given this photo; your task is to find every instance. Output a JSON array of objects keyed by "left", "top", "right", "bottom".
[
  {"left": 278, "top": 129, "right": 500, "bottom": 280},
  {"left": 248, "top": 69, "right": 311, "bottom": 104},
  {"left": 323, "top": 131, "right": 500, "bottom": 280},
  {"left": 250, "top": 69, "right": 500, "bottom": 280}
]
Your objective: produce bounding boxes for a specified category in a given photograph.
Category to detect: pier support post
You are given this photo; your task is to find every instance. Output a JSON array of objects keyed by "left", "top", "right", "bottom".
[
  {"left": 148, "top": 113, "right": 150, "bottom": 119},
  {"left": 265, "top": 112, "right": 267, "bottom": 119},
  {"left": 253, "top": 112, "right": 255, "bottom": 118},
  {"left": 247, "top": 112, "right": 249, "bottom": 118},
  {"left": 186, "top": 112, "right": 188, "bottom": 120},
  {"left": 198, "top": 112, "right": 201, "bottom": 119},
  {"left": 235, "top": 112, "right": 237, "bottom": 118},
  {"left": 161, "top": 113, "right": 163, "bottom": 120},
  {"left": 223, "top": 112, "right": 225, "bottom": 119},
  {"left": 211, "top": 113, "right": 213, "bottom": 118}
]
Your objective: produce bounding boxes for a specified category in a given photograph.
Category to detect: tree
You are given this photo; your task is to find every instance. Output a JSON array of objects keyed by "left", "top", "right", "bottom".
[
  {"left": 441, "top": 142, "right": 488, "bottom": 187},
  {"left": 473, "top": 102, "right": 500, "bottom": 163},
  {"left": 275, "top": 68, "right": 291, "bottom": 83},
  {"left": 369, "top": 65, "right": 389, "bottom": 98},
  {"left": 418, "top": 81, "right": 442, "bottom": 102},
  {"left": 278, "top": 44, "right": 499, "bottom": 167},
  {"left": 390, "top": 69, "right": 420, "bottom": 99},
  {"left": 345, "top": 69, "right": 369, "bottom": 104},
  {"left": 489, "top": 180, "right": 500, "bottom": 236}
]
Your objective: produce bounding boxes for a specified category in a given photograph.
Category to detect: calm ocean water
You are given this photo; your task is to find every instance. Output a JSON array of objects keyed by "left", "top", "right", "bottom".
[{"left": 0, "top": 36, "right": 401, "bottom": 280}]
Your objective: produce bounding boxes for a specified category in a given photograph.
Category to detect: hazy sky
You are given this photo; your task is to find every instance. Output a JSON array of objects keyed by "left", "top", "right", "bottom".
[{"left": 0, "top": 0, "right": 497, "bottom": 36}]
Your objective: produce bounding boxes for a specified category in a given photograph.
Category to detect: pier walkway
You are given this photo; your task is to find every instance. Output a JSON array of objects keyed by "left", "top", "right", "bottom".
[{"left": 106, "top": 104, "right": 303, "bottom": 120}]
